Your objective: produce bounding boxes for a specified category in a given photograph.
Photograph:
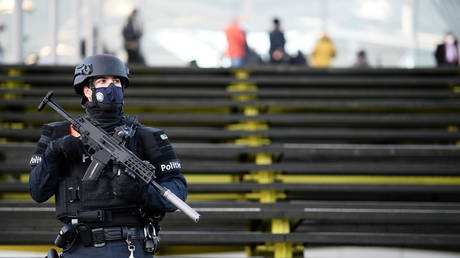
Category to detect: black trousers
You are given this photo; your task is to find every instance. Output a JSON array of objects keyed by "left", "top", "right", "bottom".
[{"left": 62, "top": 239, "right": 152, "bottom": 258}]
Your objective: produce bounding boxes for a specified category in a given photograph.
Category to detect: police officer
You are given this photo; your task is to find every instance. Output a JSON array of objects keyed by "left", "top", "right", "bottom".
[{"left": 29, "top": 54, "right": 187, "bottom": 257}]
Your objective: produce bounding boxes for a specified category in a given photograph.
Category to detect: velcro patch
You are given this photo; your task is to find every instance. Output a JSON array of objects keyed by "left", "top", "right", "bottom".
[{"left": 29, "top": 154, "right": 43, "bottom": 167}]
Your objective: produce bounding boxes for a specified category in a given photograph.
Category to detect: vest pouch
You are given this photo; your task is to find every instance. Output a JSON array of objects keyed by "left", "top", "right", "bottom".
[
  {"left": 55, "top": 177, "right": 79, "bottom": 219},
  {"left": 80, "top": 174, "right": 127, "bottom": 211}
]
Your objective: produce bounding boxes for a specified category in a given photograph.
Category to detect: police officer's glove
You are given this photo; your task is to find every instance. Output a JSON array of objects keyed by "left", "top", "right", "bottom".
[
  {"left": 113, "top": 172, "right": 147, "bottom": 205},
  {"left": 49, "top": 135, "right": 84, "bottom": 161}
]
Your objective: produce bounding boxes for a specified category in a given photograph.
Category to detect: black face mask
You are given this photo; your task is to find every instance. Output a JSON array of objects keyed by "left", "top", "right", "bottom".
[
  {"left": 94, "top": 83, "right": 124, "bottom": 108},
  {"left": 85, "top": 83, "right": 124, "bottom": 132}
]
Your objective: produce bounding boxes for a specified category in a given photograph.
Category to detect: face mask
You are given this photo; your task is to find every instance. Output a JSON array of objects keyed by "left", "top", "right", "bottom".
[
  {"left": 94, "top": 83, "right": 124, "bottom": 104},
  {"left": 86, "top": 83, "right": 124, "bottom": 132}
]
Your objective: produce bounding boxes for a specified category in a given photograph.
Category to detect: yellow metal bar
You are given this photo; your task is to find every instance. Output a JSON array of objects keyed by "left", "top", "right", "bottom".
[
  {"left": 243, "top": 170, "right": 278, "bottom": 184},
  {"left": 255, "top": 153, "right": 272, "bottom": 165},
  {"left": 227, "top": 82, "right": 258, "bottom": 102},
  {"left": 271, "top": 219, "right": 290, "bottom": 234},
  {"left": 0, "top": 81, "right": 30, "bottom": 89},
  {"left": 293, "top": 244, "right": 305, "bottom": 256},
  {"left": 245, "top": 246, "right": 254, "bottom": 257},
  {"left": 274, "top": 242, "right": 293, "bottom": 258},
  {"left": 226, "top": 83, "right": 257, "bottom": 92},
  {"left": 233, "top": 70, "right": 251, "bottom": 80},
  {"left": 20, "top": 174, "right": 29, "bottom": 182},
  {"left": 448, "top": 126, "right": 459, "bottom": 132},
  {"left": 226, "top": 120, "right": 268, "bottom": 131},
  {"left": 234, "top": 135, "right": 271, "bottom": 146},
  {"left": 256, "top": 244, "right": 274, "bottom": 252},
  {"left": 1, "top": 93, "right": 20, "bottom": 99},
  {"left": 254, "top": 243, "right": 303, "bottom": 258},
  {"left": 185, "top": 174, "right": 238, "bottom": 183},
  {"left": 8, "top": 69, "right": 22, "bottom": 77},
  {"left": 0, "top": 122, "right": 24, "bottom": 129},
  {"left": 277, "top": 175, "right": 460, "bottom": 185},
  {"left": 231, "top": 94, "right": 257, "bottom": 102},
  {"left": 243, "top": 106, "right": 260, "bottom": 116},
  {"left": 0, "top": 194, "right": 32, "bottom": 200}
]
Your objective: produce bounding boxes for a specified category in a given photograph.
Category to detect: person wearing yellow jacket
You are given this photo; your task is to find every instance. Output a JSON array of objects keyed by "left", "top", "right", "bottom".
[{"left": 310, "top": 34, "right": 336, "bottom": 68}]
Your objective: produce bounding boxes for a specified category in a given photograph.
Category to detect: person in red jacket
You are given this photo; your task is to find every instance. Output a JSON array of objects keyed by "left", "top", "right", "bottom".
[{"left": 224, "top": 19, "right": 246, "bottom": 67}]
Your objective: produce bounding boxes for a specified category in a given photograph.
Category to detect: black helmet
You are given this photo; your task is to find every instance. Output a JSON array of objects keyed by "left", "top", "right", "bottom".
[{"left": 73, "top": 54, "right": 130, "bottom": 95}]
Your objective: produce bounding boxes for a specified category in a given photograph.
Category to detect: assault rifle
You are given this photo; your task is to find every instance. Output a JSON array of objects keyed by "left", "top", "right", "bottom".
[{"left": 38, "top": 91, "right": 200, "bottom": 223}]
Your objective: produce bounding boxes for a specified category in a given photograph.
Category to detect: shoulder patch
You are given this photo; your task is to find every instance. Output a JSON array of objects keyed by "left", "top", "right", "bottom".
[
  {"left": 29, "top": 154, "right": 43, "bottom": 167},
  {"left": 159, "top": 160, "right": 181, "bottom": 173}
]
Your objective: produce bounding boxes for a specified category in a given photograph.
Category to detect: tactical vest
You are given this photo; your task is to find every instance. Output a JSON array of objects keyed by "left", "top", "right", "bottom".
[{"left": 32, "top": 116, "right": 177, "bottom": 227}]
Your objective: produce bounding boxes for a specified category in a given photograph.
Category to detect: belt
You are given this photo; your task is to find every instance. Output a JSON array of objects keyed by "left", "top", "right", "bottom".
[{"left": 79, "top": 225, "right": 145, "bottom": 248}]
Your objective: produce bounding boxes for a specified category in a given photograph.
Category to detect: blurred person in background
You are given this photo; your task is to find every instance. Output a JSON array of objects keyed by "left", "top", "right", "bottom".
[
  {"left": 353, "top": 49, "right": 370, "bottom": 68},
  {"left": 269, "top": 17, "right": 286, "bottom": 64},
  {"left": 270, "top": 48, "right": 290, "bottom": 64},
  {"left": 289, "top": 50, "right": 308, "bottom": 66},
  {"left": 310, "top": 33, "right": 336, "bottom": 68},
  {"left": 122, "top": 9, "right": 145, "bottom": 65},
  {"left": 224, "top": 19, "right": 246, "bottom": 67},
  {"left": 243, "top": 46, "right": 264, "bottom": 67},
  {"left": 435, "top": 32, "right": 459, "bottom": 67}
]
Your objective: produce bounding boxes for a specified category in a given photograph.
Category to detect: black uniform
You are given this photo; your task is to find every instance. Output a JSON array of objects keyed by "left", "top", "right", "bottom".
[
  {"left": 29, "top": 115, "right": 187, "bottom": 257},
  {"left": 29, "top": 54, "right": 188, "bottom": 257}
]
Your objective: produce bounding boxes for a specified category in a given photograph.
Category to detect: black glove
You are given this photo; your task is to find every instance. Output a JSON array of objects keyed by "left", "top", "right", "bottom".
[
  {"left": 112, "top": 172, "right": 147, "bottom": 204},
  {"left": 49, "top": 135, "right": 84, "bottom": 161}
]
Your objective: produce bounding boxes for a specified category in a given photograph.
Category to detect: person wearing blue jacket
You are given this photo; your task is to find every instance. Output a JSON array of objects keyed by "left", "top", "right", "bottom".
[{"left": 29, "top": 54, "right": 187, "bottom": 258}]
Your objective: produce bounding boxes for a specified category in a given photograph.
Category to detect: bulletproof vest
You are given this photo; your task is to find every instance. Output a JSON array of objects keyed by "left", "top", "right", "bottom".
[{"left": 34, "top": 116, "right": 151, "bottom": 226}]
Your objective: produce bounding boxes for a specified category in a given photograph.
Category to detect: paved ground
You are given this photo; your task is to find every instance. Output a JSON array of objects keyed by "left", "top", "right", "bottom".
[{"left": 1, "top": 246, "right": 459, "bottom": 258}]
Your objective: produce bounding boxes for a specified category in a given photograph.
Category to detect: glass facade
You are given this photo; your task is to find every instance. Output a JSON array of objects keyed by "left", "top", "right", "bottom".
[{"left": 0, "top": 0, "right": 456, "bottom": 67}]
